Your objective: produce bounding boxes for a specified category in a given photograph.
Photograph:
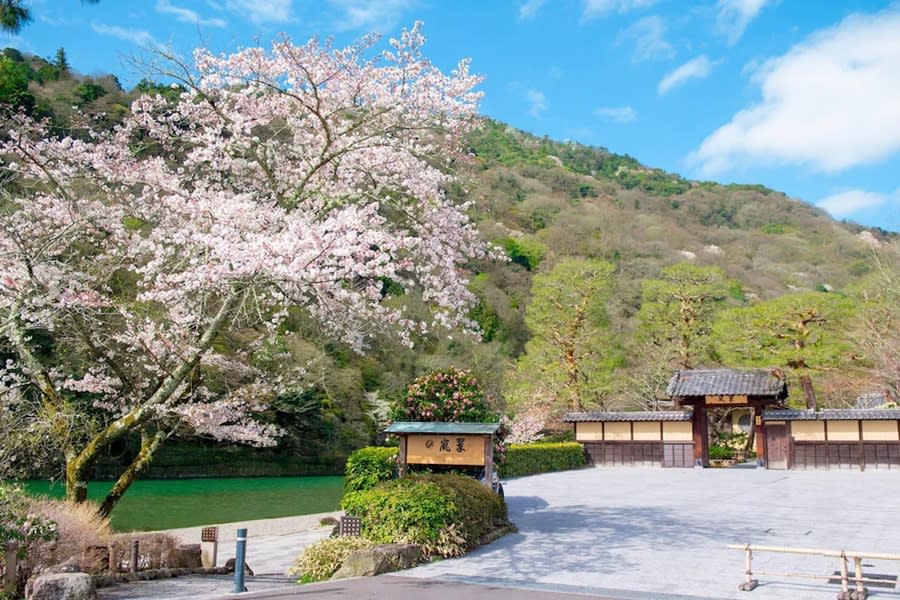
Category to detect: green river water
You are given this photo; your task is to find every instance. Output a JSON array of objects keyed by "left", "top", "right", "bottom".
[{"left": 25, "top": 476, "right": 344, "bottom": 532}]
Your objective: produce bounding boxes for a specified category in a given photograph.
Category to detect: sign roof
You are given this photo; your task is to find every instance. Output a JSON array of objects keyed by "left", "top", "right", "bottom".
[{"left": 384, "top": 421, "right": 500, "bottom": 435}]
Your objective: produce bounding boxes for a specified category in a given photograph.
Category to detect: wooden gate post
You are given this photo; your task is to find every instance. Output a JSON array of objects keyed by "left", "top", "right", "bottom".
[
  {"left": 692, "top": 404, "right": 709, "bottom": 467},
  {"left": 482, "top": 435, "right": 494, "bottom": 489},
  {"left": 753, "top": 404, "right": 766, "bottom": 467}
]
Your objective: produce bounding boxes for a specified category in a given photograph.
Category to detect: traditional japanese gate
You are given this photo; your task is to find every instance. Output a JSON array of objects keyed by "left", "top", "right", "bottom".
[
  {"left": 566, "top": 369, "right": 789, "bottom": 468},
  {"left": 666, "top": 369, "right": 789, "bottom": 467},
  {"left": 383, "top": 422, "right": 500, "bottom": 487}
]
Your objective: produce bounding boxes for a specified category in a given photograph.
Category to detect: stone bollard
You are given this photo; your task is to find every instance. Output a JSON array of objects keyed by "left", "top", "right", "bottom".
[
  {"left": 201, "top": 527, "right": 219, "bottom": 568},
  {"left": 3, "top": 541, "right": 19, "bottom": 592}
]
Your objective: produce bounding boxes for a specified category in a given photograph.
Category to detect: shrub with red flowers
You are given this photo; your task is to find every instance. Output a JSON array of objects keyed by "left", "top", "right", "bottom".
[{"left": 390, "top": 367, "right": 493, "bottom": 423}]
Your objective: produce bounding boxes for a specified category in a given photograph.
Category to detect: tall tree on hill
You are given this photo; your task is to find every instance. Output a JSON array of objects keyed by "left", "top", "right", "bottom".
[
  {"left": 53, "top": 47, "right": 70, "bottom": 77},
  {"left": 0, "top": 23, "right": 485, "bottom": 516},
  {"left": 636, "top": 262, "right": 731, "bottom": 369},
  {"left": 505, "top": 257, "right": 621, "bottom": 414},
  {"left": 712, "top": 291, "right": 858, "bottom": 408}
]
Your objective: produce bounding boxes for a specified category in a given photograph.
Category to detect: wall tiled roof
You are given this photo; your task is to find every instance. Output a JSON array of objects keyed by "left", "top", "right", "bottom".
[
  {"left": 763, "top": 409, "right": 900, "bottom": 421},
  {"left": 563, "top": 411, "right": 692, "bottom": 423}
]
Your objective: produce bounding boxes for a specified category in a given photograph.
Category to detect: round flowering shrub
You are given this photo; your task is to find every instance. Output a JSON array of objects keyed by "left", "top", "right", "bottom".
[
  {"left": 390, "top": 367, "right": 492, "bottom": 423},
  {"left": 0, "top": 484, "right": 58, "bottom": 595}
]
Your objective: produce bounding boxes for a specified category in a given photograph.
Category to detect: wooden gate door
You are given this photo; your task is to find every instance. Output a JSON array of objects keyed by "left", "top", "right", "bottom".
[{"left": 766, "top": 425, "right": 788, "bottom": 469}]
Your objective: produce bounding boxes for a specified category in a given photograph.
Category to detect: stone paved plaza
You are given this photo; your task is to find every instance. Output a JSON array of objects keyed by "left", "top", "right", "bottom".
[{"left": 401, "top": 466, "right": 900, "bottom": 600}]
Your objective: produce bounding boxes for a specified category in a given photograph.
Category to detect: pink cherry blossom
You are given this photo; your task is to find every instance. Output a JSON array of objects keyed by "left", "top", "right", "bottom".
[{"left": 0, "top": 23, "right": 487, "bottom": 508}]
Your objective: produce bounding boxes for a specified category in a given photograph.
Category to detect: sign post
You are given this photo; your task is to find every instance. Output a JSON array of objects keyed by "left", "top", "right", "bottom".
[{"left": 384, "top": 422, "right": 500, "bottom": 489}]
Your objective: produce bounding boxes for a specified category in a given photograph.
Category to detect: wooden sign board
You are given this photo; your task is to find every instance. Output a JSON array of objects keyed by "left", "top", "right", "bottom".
[
  {"left": 706, "top": 394, "right": 748, "bottom": 405},
  {"left": 406, "top": 434, "right": 485, "bottom": 466}
]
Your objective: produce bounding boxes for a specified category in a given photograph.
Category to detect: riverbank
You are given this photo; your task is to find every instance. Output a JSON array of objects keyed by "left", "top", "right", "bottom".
[{"left": 161, "top": 510, "right": 343, "bottom": 547}]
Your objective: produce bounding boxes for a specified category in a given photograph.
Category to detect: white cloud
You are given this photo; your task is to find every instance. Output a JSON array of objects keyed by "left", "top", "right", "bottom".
[
  {"left": 689, "top": 10, "right": 900, "bottom": 175},
  {"left": 91, "top": 23, "right": 161, "bottom": 48},
  {"left": 157, "top": 0, "right": 227, "bottom": 27},
  {"left": 817, "top": 189, "right": 897, "bottom": 219},
  {"left": 525, "top": 89, "right": 547, "bottom": 119},
  {"left": 225, "top": 0, "right": 292, "bottom": 25},
  {"left": 328, "top": 0, "right": 418, "bottom": 32},
  {"left": 519, "top": 0, "right": 546, "bottom": 20},
  {"left": 595, "top": 106, "right": 637, "bottom": 123},
  {"left": 715, "top": 0, "right": 771, "bottom": 45},
  {"left": 658, "top": 55, "right": 712, "bottom": 95},
  {"left": 583, "top": 0, "right": 656, "bottom": 20},
  {"left": 617, "top": 15, "right": 674, "bottom": 62}
]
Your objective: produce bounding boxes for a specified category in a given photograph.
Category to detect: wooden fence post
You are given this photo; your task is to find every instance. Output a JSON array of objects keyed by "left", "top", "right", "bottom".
[
  {"left": 853, "top": 556, "right": 868, "bottom": 600},
  {"left": 738, "top": 544, "right": 758, "bottom": 591},
  {"left": 130, "top": 539, "right": 139, "bottom": 573}
]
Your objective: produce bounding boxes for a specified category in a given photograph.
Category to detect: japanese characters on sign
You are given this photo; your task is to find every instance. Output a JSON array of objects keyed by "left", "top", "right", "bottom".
[
  {"left": 705, "top": 394, "right": 748, "bottom": 405},
  {"left": 406, "top": 434, "right": 485, "bottom": 466}
]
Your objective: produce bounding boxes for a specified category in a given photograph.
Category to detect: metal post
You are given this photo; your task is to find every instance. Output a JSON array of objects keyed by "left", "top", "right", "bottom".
[
  {"left": 233, "top": 528, "right": 248, "bottom": 593},
  {"left": 3, "top": 541, "right": 19, "bottom": 592},
  {"left": 738, "top": 544, "right": 758, "bottom": 591},
  {"left": 130, "top": 539, "right": 139, "bottom": 574},
  {"left": 853, "top": 556, "right": 867, "bottom": 600}
]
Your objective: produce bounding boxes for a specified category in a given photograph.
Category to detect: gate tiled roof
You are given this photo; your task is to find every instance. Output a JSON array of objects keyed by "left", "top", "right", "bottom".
[{"left": 666, "top": 369, "right": 788, "bottom": 399}]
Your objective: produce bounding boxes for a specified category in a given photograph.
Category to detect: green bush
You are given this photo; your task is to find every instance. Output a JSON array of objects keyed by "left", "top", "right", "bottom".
[
  {"left": 499, "top": 442, "right": 585, "bottom": 478},
  {"left": 344, "top": 446, "right": 398, "bottom": 493},
  {"left": 497, "top": 236, "right": 546, "bottom": 271},
  {"left": 340, "top": 473, "right": 506, "bottom": 557},
  {"left": 708, "top": 445, "right": 734, "bottom": 460},
  {"left": 0, "top": 484, "right": 59, "bottom": 596},
  {"left": 287, "top": 536, "right": 374, "bottom": 582}
]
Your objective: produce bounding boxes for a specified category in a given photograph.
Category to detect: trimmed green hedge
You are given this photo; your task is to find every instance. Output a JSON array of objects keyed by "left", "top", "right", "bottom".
[
  {"left": 340, "top": 473, "right": 506, "bottom": 557},
  {"left": 499, "top": 442, "right": 586, "bottom": 478},
  {"left": 344, "top": 446, "right": 398, "bottom": 493}
]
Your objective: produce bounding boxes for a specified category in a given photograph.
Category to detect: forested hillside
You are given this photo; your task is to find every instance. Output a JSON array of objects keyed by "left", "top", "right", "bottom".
[{"left": 2, "top": 47, "right": 897, "bottom": 479}]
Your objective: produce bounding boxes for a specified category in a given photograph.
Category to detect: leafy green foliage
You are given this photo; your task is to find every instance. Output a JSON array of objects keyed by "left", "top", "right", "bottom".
[
  {"left": 344, "top": 446, "right": 398, "bottom": 493},
  {"left": 708, "top": 445, "right": 734, "bottom": 460},
  {"left": 0, "top": 54, "right": 33, "bottom": 110},
  {"left": 760, "top": 223, "right": 789, "bottom": 235},
  {"left": 340, "top": 473, "right": 506, "bottom": 557},
  {"left": 0, "top": 0, "right": 30, "bottom": 34},
  {"left": 636, "top": 263, "right": 732, "bottom": 369},
  {"left": 0, "top": 484, "right": 58, "bottom": 549},
  {"left": 287, "top": 536, "right": 374, "bottom": 582},
  {"left": 499, "top": 442, "right": 585, "bottom": 478},
  {"left": 390, "top": 367, "right": 493, "bottom": 423},
  {"left": 498, "top": 236, "right": 547, "bottom": 271},
  {"left": 0, "top": 484, "right": 58, "bottom": 590},
  {"left": 713, "top": 291, "right": 859, "bottom": 404},
  {"left": 74, "top": 81, "right": 107, "bottom": 103},
  {"left": 506, "top": 258, "right": 622, "bottom": 413}
]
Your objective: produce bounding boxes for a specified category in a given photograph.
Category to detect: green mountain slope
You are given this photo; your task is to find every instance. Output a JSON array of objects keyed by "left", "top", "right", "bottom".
[{"left": 2, "top": 51, "right": 892, "bottom": 464}]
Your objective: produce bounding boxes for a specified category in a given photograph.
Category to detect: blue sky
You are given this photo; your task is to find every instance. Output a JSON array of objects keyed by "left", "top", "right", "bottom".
[{"left": 6, "top": 0, "right": 900, "bottom": 231}]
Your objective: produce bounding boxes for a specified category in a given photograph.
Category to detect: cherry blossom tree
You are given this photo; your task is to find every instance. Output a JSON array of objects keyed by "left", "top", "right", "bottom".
[{"left": 0, "top": 23, "right": 486, "bottom": 516}]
